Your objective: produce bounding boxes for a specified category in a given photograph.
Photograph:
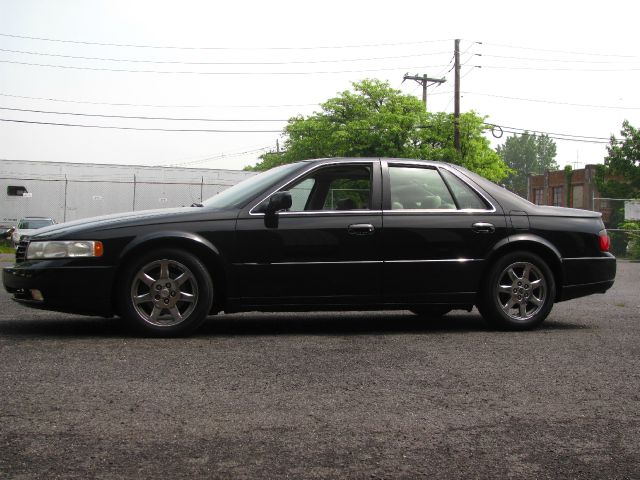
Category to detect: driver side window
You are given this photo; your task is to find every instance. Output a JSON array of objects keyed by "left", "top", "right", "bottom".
[{"left": 285, "top": 164, "right": 372, "bottom": 212}]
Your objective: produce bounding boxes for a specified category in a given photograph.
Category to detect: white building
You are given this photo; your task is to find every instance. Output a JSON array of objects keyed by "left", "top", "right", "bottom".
[{"left": 1, "top": 159, "right": 254, "bottom": 225}]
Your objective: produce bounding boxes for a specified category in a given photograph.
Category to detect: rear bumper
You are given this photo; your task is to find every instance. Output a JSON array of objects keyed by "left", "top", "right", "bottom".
[
  {"left": 558, "top": 254, "right": 616, "bottom": 302},
  {"left": 3, "top": 260, "right": 116, "bottom": 316}
]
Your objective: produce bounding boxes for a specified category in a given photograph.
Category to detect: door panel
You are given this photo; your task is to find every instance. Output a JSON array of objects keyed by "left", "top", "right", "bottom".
[
  {"left": 233, "top": 160, "right": 383, "bottom": 306},
  {"left": 235, "top": 212, "right": 382, "bottom": 304},
  {"left": 381, "top": 162, "right": 508, "bottom": 304}
]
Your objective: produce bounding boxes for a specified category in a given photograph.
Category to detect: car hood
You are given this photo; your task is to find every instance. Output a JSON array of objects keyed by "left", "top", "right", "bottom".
[{"left": 30, "top": 206, "right": 235, "bottom": 240}]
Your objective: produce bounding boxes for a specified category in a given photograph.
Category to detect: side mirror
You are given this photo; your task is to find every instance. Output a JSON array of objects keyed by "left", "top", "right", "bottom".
[
  {"left": 264, "top": 191, "right": 292, "bottom": 228},
  {"left": 265, "top": 191, "right": 292, "bottom": 214}
]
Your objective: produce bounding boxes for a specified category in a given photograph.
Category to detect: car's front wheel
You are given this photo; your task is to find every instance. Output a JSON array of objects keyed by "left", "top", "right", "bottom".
[
  {"left": 118, "top": 248, "right": 213, "bottom": 337},
  {"left": 478, "top": 251, "right": 555, "bottom": 330}
]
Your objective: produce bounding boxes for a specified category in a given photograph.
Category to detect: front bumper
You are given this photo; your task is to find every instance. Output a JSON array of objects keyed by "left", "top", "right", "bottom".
[{"left": 3, "top": 259, "right": 117, "bottom": 316}]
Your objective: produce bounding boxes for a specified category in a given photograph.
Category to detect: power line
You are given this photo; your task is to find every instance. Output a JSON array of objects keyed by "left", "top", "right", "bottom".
[
  {"left": 0, "top": 59, "right": 450, "bottom": 75},
  {"left": 485, "top": 122, "right": 610, "bottom": 143},
  {"left": 499, "top": 129, "right": 610, "bottom": 144},
  {"left": 480, "top": 64, "right": 640, "bottom": 72},
  {"left": 479, "top": 53, "right": 640, "bottom": 64},
  {"left": 0, "top": 118, "right": 283, "bottom": 133},
  {"left": 472, "top": 40, "right": 640, "bottom": 59},
  {"left": 0, "top": 32, "right": 452, "bottom": 50},
  {"left": 168, "top": 147, "right": 271, "bottom": 167},
  {"left": 2, "top": 113, "right": 615, "bottom": 145},
  {"left": 486, "top": 122, "right": 609, "bottom": 139},
  {"left": 0, "top": 47, "right": 449, "bottom": 65},
  {"left": 0, "top": 106, "right": 289, "bottom": 122},
  {"left": 466, "top": 91, "right": 640, "bottom": 110},
  {"left": 0, "top": 92, "right": 320, "bottom": 109}
]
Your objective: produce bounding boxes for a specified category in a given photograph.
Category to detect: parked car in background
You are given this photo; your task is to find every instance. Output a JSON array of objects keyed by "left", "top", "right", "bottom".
[
  {"left": 11, "top": 217, "right": 56, "bottom": 247},
  {"left": 1, "top": 225, "right": 15, "bottom": 240},
  {"left": 3, "top": 158, "right": 616, "bottom": 336}
]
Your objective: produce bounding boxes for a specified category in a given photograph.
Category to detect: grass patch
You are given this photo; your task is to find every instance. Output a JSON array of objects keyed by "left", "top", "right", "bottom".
[{"left": 0, "top": 240, "right": 16, "bottom": 254}]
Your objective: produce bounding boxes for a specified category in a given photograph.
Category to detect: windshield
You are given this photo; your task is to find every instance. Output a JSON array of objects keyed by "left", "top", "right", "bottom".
[
  {"left": 18, "top": 219, "right": 54, "bottom": 229},
  {"left": 202, "top": 163, "right": 305, "bottom": 209}
]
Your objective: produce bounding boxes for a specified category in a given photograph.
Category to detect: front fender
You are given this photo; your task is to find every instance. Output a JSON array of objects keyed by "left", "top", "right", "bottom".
[{"left": 119, "top": 230, "right": 221, "bottom": 260}]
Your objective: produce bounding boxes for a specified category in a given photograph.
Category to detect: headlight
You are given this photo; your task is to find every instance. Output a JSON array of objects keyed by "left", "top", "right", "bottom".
[{"left": 26, "top": 241, "right": 104, "bottom": 259}]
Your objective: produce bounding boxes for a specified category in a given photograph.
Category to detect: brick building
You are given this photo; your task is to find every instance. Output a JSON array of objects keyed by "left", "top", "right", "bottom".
[
  {"left": 527, "top": 165, "right": 598, "bottom": 210},
  {"left": 527, "top": 165, "right": 624, "bottom": 226}
]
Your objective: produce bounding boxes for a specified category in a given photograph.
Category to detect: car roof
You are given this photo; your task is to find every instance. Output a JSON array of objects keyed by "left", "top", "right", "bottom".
[{"left": 301, "top": 157, "right": 449, "bottom": 167}]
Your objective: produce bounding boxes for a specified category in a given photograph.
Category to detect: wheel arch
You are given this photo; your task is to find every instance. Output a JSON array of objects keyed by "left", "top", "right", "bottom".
[
  {"left": 111, "top": 232, "right": 228, "bottom": 315},
  {"left": 483, "top": 235, "right": 564, "bottom": 301}
]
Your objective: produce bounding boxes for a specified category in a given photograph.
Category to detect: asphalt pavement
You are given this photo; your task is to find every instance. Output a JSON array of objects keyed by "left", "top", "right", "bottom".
[{"left": 0, "top": 257, "right": 638, "bottom": 479}]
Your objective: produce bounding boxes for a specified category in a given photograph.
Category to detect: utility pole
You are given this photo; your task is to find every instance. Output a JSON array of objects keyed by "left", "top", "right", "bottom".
[
  {"left": 402, "top": 73, "right": 446, "bottom": 111},
  {"left": 454, "top": 38, "right": 461, "bottom": 153}
]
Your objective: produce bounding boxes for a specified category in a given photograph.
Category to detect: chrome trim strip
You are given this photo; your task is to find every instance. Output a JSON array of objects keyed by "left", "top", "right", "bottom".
[
  {"left": 382, "top": 209, "right": 492, "bottom": 214},
  {"left": 235, "top": 260, "right": 383, "bottom": 266},
  {"left": 563, "top": 257, "right": 616, "bottom": 261},
  {"left": 235, "top": 258, "right": 481, "bottom": 266},
  {"left": 248, "top": 159, "right": 377, "bottom": 216},
  {"left": 247, "top": 159, "right": 498, "bottom": 216},
  {"left": 385, "top": 258, "right": 481, "bottom": 263},
  {"left": 278, "top": 209, "right": 382, "bottom": 216}
]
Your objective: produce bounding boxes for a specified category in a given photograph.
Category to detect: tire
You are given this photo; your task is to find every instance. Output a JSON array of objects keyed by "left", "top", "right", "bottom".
[
  {"left": 118, "top": 248, "right": 213, "bottom": 337},
  {"left": 477, "top": 251, "right": 555, "bottom": 330},
  {"left": 410, "top": 306, "right": 452, "bottom": 318}
]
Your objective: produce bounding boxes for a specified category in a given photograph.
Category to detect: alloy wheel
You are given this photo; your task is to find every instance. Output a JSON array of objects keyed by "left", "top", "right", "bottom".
[
  {"left": 130, "top": 259, "right": 199, "bottom": 327},
  {"left": 495, "top": 261, "right": 547, "bottom": 321}
]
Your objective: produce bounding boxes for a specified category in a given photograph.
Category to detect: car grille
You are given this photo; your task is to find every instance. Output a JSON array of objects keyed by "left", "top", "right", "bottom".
[{"left": 15, "top": 240, "right": 29, "bottom": 263}]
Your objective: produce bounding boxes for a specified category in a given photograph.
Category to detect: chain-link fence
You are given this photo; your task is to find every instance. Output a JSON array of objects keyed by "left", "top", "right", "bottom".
[
  {"left": 1, "top": 175, "right": 250, "bottom": 226},
  {"left": 594, "top": 197, "right": 640, "bottom": 260}
]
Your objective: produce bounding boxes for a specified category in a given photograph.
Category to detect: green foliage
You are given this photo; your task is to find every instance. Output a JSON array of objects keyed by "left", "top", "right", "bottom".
[
  {"left": 248, "top": 79, "right": 509, "bottom": 182},
  {"left": 596, "top": 120, "right": 640, "bottom": 199},
  {"left": 620, "top": 221, "right": 640, "bottom": 259},
  {"left": 496, "top": 132, "right": 558, "bottom": 197},
  {"left": 595, "top": 121, "right": 640, "bottom": 257},
  {"left": 564, "top": 165, "right": 573, "bottom": 206},
  {"left": 0, "top": 239, "right": 15, "bottom": 254}
]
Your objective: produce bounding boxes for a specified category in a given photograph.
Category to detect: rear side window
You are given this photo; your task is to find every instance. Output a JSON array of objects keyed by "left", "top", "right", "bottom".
[
  {"left": 440, "top": 169, "right": 490, "bottom": 210},
  {"left": 389, "top": 166, "right": 456, "bottom": 210}
]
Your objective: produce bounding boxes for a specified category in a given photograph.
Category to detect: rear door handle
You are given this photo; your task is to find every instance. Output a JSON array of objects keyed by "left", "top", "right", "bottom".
[
  {"left": 348, "top": 223, "right": 375, "bottom": 235},
  {"left": 471, "top": 222, "right": 495, "bottom": 234}
]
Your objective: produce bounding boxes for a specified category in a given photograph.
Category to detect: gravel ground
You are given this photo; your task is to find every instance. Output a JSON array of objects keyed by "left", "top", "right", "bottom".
[{"left": 0, "top": 258, "right": 638, "bottom": 479}]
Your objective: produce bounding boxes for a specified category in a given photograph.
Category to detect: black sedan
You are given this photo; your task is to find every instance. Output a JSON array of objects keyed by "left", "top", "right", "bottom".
[{"left": 3, "top": 158, "right": 616, "bottom": 336}]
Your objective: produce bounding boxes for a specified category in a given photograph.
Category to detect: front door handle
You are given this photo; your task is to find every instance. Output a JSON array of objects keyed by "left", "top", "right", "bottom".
[
  {"left": 348, "top": 223, "right": 375, "bottom": 235},
  {"left": 471, "top": 222, "right": 495, "bottom": 234}
]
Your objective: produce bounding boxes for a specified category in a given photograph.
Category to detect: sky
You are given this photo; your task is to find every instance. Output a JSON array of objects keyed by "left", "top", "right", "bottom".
[{"left": 1, "top": 0, "right": 639, "bottom": 172}]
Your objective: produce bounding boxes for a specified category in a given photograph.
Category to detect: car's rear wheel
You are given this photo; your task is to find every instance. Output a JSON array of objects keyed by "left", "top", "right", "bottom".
[
  {"left": 478, "top": 251, "right": 555, "bottom": 330},
  {"left": 118, "top": 248, "right": 213, "bottom": 337}
]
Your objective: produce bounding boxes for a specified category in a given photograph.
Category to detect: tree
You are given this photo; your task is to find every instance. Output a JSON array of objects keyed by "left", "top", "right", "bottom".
[
  {"left": 597, "top": 120, "right": 640, "bottom": 198},
  {"left": 248, "top": 79, "right": 509, "bottom": 182},
  {"left": 496, "top": 132, "right": 558, "bottom": 197},
  {"left": 595, "top": 120, "right": 640, "bottom": 258}
]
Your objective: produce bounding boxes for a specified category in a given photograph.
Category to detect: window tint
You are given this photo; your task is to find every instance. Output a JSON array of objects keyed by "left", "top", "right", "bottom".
[
  {"left": 389, "top": 166, "right": 455, "bottom": 210},
  {"left": 440, "top": 169, "right": 489, "bottom": 210},
  {"left": 283, "top": 164, "right": 372, "bottom": 212},
  {"left": 288, "top": 178, "right": 315, "bottom": 211},
  {"left": 18, "top": 219, "right": 54, "bottom": 229}
]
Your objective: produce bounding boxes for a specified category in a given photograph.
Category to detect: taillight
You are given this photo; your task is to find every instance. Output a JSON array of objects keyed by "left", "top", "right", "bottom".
[{"left": 599, "top": 230, "right": 610, "bottom": 252}]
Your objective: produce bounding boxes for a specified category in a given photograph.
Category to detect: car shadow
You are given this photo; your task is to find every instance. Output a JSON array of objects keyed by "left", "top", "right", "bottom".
[{"left": 0, "top": 311, "right": 590, "bottom": 338}]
